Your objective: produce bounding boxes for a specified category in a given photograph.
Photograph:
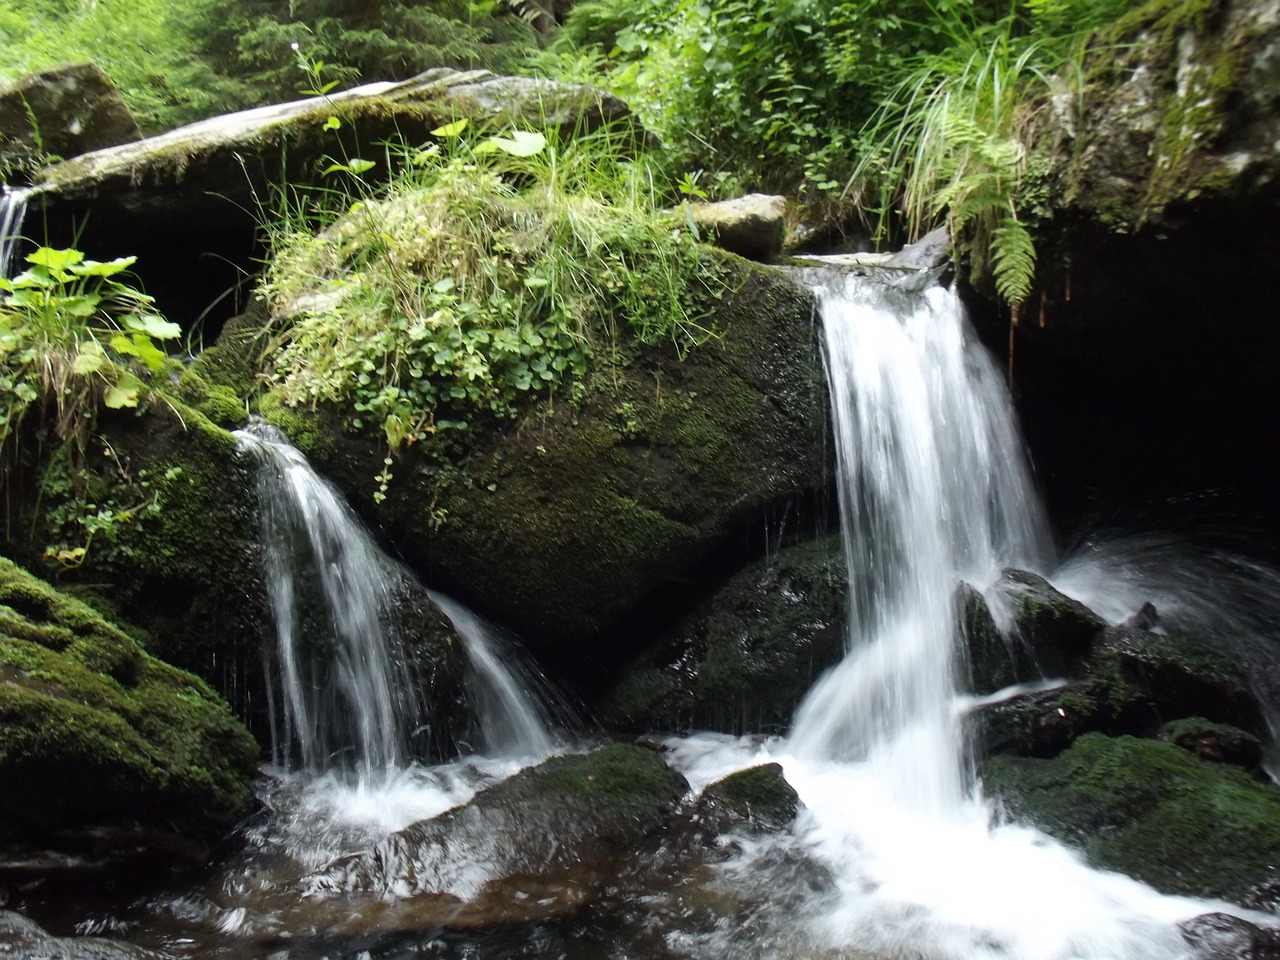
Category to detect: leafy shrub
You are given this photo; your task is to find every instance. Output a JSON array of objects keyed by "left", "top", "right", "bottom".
[
  {"left": 0, "top": 247, "right": 180, "bottom": 459},
  {"left": 259, "top": 120, "right": 719, "bottom": 490}
]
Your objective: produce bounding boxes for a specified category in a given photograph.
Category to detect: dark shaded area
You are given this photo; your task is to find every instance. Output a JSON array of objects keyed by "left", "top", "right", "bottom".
[{"left": 967, "top": 197, "right": 1280, "bottom": 557}]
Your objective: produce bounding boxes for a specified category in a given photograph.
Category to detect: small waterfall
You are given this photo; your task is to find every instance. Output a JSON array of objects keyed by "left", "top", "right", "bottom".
[
  {"left": 789, "top": 272, "right": 1050, "bottom": 810},
  {"left": 235, "top": 422, "right": 419, "bottom": 779},
  {"left": 428, "top": 591, "right": 563, "bottom": 761},
  {"left": 0, "top": 185, "right": 32, "bottom": 279}
]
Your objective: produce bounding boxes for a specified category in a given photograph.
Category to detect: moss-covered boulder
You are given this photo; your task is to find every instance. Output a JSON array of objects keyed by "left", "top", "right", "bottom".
[
  {"left": 957, "top": 581, "right": 1019, "bottom": 695},
  {"left": 993, "top": 569, "right": 1106, "bottom": 676},
  {"left": 1159, "top": 717, "right": 1264, "bottom": 768},
  {"left": 696, "top": 763, "right": 800, "bottom": 834},
  {"left": 986, "top": 733, "right": 1280, "bottom": 901},
  {"left": 0, "top": 556, "right": 258, "bottom": 838},
  {"left": 303, "top": 744, "right": 687, "bottom": 931},
  {"left": 278, "top": 257, "right": 827, "bottom": 661},
  {"left": 599, "top": 537, "right": 846, "bottom": 734}
]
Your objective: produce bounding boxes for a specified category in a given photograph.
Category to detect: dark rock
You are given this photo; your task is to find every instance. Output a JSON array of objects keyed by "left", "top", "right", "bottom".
[
  {"left": 1159, "top": 717, "right": 1264, "bottom": 769},
  {"left": 993, "top": 569, "right": 1106, "bottom": 676},
  {"left": 686, "top": 194, "right": 787, "bottom": 261},
  {"left": 1179, "top": 912, "right": 1280, "bottom": 960},
  {"left": 1087, "top": 625, "right": 1264, "bottom": 737},
  {"left": 286, "top": 258, "right": 828, "bottom": 664},
  {"left": 986, "top": 733, "right": 1280, "bottom": 901},
  {"left": 957, "top": 582, "right": 1021, "bottom": 695},
  {"left": 0, "top": 63, "right": 140, "bottom": 177},
  {"left": 303, "top": 744, "right": 687, "bottom": 933},
  {"left": 696, "top": 763, "right": 800, "bottom": 834},
  {"left": 0, "top": 909, "right": 160, "bottom": 959},
  {"left": 975, "top": 680, "right": 1108, "bottom": 758},
  {"left": 599, "top": 537, "right": 846, "bottom": 734},
  {"left": 0, "top": 556, "right": 257, "bottom": 841},
  {"left": 884, "top": 225, "right": 951, "bottom": 271}
]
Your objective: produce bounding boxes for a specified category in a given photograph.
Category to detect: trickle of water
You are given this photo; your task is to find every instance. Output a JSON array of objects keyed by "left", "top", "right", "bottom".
[
  {"left": 428, "top": 591, "right": 564, "bottom": 762},
  {"left": 0, "top": 184, "right": 32, "bottom": 279},
  {"left": 235, "top": 421, "right": 419, "bottom": 779}
]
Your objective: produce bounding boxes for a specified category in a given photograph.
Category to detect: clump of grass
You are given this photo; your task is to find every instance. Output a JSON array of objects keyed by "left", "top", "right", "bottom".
[{"left": 259, "top": 120, "right": 718, "bottom": 473}]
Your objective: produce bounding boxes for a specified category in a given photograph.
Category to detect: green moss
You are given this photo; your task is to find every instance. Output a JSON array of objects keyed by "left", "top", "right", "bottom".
[
  {"left": 701, "top": 763, "right": 800, "bottom": 826},
  {"left": 987, "top": 732, "right": 1280, "bottom": 899},
  {"left": 0, "top": 556, "right": 258, "bottom": 835}
]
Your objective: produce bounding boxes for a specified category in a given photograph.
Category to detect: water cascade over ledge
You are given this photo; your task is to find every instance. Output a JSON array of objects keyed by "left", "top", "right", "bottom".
[{"left": 0, "top": 185, "right": 32, "bottom": 279}]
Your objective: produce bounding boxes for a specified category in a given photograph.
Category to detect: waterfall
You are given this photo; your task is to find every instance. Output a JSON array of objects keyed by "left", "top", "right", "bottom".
[
  {"left": 0, "top": 185, "right": 32, "bottom": 279},
  {"left": 428, "top": 591, "right": 562, "bottom": 761},
  {"left": 789, "top": 272, "right": 1051, "bottom": 810},
  {"left": 235, "top": 422, "right": 419, "bottom": 778}
]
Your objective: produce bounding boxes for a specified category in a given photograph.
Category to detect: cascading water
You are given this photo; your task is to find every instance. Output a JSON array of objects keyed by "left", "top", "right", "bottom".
[
  {"left": 234, "top": 421, "right": 420, "bottom": 779},
  {"left": 0, "top": 184, "right": 32, "bottom": 279},
  {"left": 428, "top": 590, "right": 563, "bottom": 761},
  {"left": 659, "top": 270, "right": 1260, "bottom": 960},
  {"left": 789, "top": 272, "right": 1052, "bottom": 812}
]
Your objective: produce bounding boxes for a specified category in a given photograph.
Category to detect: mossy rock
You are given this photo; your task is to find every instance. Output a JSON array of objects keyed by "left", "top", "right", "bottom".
[
  {"left": 697, "top": 763, "right": 800, "bottom": 833},
  {"left": 993, "top": 569, "right": 1106, "bottom": 677},
  {"left": 599, "top": 536, "right": 846, "bottom": 735},
  {"left": 975, "top": 679, "right": 1110, "bottom": 759},
  {"left": 986, "top": 732, "right": 1280, "bottom": 901},
  {"left": 0, "top": 556, "right": 258, "bottom": 838},
  {"left": 309, "top": 743, "right": 688, "bottom": 906},
  {"left": 957, "top": 581, "right": 1021, "bottom": 695},
  {"left": 286, "top": 256, "right": 828, "bottom": 657},
  {"left": 1159, "top": 717, "right": 1264, "bottom": 768}
]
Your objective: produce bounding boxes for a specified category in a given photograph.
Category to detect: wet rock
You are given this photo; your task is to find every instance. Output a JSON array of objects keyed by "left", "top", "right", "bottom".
[
  {"left": 957, "top": 582, "right": 1022, "bottom": 695},
  {"left": 599, "top": 537, "right": 846, "bottom": 735},
  {"left": 1086, "top": 625, "right": 1264, "bottom": 737},
  {"left": 1159, "top": 718, "right": 1264, "bottom": 769},
  {"left": 975, "top": 680, "right": 1108, "bottom": 758},
  {"left": 986, "top": 733, "right": 1280, "bottom": 901},
  {"left": 696, "top": 763, "right": 800, "bottom": 835},
  {"left": 1179, "top": 911, "right": 1280, "bottom": 959},
  {"left": 0, "top": 556, "right": 258, "bottom": 840},
  {"left": 0, "top": 908, "right": 161, "bottom": 958},
  {"left": 993, "top": 569, "right": 1106, "bottom": 676},
  {"left": 0, "top": 63, "right": 140, "bottom": 176},
  {"left": 306, "top": 744, "right": 687, "bottom": 927},
  {"left": 686, "top": 194, "right": 787, "bottom": 261},
  {"left": 884, "top": 225, "right": 951, "bottom": 271}
]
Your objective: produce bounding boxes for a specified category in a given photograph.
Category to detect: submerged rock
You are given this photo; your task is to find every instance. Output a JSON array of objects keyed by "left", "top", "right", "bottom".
[
  {"left": 1180, "top": 911, "right": 1280, "bottom": 959},
  {"left": 304, "top": 744, "right": 687, "bottom": 931},
  {"left": 0, "top": 909, "right": 160, "bottom": 959},
  {"left": 0, "top": 557, "right": 257, "bottom": 841},
  {"left": 986, "top": 733, "right": 1280, "bottom": 901},
  {"left": 695, "top": 763, "right": 800, "bottom": 834},
  {"left": 600, "top": 537, "right": 846, "bottom": 735}
]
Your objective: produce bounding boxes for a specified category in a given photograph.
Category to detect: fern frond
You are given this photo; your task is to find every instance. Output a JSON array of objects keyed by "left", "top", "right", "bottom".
[{"left": 991, "top": 216, "right": 1036, "bottom": 306}]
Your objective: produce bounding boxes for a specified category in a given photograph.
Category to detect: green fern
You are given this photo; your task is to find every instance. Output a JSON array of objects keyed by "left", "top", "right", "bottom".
[{"left": 991, "top": 215, "right": 1037, "bottom": 307}]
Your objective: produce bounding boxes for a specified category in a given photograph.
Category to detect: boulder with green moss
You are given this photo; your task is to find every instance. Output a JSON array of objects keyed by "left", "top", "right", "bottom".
[
  {"left": 302, "top": 743, "right": 687, "bottom": 932},
  {"left": 696, "top": 763, "right": 800, "bottom": 834},
  {"left": 986, "top": 733, "right": 1280, "bottom": 902},
  {"left": 0, "top": 556, "right": 258, "bottom": 838},
  {"left": 599, "top": 536, "right": 846, "bottom": 734}
]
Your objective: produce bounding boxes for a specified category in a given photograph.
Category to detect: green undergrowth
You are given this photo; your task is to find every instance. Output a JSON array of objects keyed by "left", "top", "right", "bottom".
[{"left": 258, "top": 120, "right": 724, "bottom": 496}]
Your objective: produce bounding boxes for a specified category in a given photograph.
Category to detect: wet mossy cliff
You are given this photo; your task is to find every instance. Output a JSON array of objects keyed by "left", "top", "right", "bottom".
[
  {"left": 993, "top": 0, "right": 1280, "bottom": 541},
  {"left": 0, "top": 556, "right": 258, "bottom": 839},
  {"left": 257, "top": 255, "right": 830, "bottom": 678}
]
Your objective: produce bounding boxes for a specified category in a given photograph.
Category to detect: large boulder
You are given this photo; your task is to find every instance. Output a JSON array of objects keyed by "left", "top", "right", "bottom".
[
  {"left": 686, "top": 194, "right": 787, "bottom": 261},
  {"left": 986, "top": 733, "right": 1280, "bottom": 902},
  {"left": 599, "top": 536, "right": 847, "bottom": 734},
  {"left": 0, "top": 63, "right": 141, "bottom": 177},
  {"left": 0, "top": 556, "right": 258, "bottom": 839},
  {"left": 276, "top": 257, "right": 829, "bottom": 670}
]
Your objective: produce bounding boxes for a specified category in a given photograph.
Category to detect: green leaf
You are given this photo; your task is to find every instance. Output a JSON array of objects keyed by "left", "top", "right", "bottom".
[
  {"left": 323, "top": 116, "right": 342, "bottom": 131},
  {"left": 479, "top": 130, "right": 547, "bottom": 157},
  {"left": 431, "top": 118, "right": 469, "bottom": 138},
  {"left": 72, "top": 342, "right": 106, "bottom": 375},
  {"left": 124, "top": 314, "right": 182, "bottom": 340},
  {"left": 346, "top": 157, "right": 376, "bottom": 175},
  {"left": 104, "top": 373, "right": 143, "bottom": 409},
  {"left": 27, "top": 247, "right": 84, "bottom": 274},
  {"left": 68, "top": 255, "right": 137, "bottom": 278}
]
